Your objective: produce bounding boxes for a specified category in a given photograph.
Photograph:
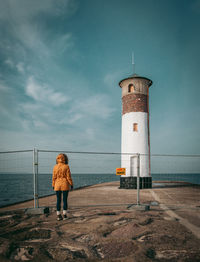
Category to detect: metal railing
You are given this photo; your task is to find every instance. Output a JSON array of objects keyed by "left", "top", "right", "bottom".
[{"left": 0, "top": 149, "right": 199, "bottom": 208}]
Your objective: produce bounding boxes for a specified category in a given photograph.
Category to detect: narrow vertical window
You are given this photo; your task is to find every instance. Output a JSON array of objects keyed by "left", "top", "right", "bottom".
[
  {"left": 128, "top": 84, "right": 134, "bottom": 93},
  {"left": 133, "top": 123, "right": 138, "bottom": 132}
]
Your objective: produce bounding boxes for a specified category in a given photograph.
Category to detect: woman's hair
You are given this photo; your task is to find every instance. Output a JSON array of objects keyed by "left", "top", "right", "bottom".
[
  {"left": 63, "top": 154, "right": 68, "bottom": 164},
  {"left": 56, "top": 153, "right": 68, "bottom": 164}
]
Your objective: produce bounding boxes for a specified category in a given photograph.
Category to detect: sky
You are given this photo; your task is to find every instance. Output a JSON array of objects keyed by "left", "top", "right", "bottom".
[{"left": 0, "top": 0, "right": 200, "bottom": 155}]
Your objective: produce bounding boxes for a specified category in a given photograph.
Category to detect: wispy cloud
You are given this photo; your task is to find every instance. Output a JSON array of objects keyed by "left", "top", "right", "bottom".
[
  {"left": 51, "top": 33, "right": 74, "bottom": 55},
  {"left": 85, "top": 128, "right": 95, "bottom": 140},
  {"left": 19, "top": 102, "right": 54, "bottom": 131},
  {"left": 16, "top": 62, "right": 25, "bottom": 74},
  {"left": 70, "top": 94, "right": 115, "bottom": 120},
  {"left": 4, "top": 59, "right": 14, "bottom": 68},
  {"left": 0, "top": 0, "right": 119, "bottom": 151},
  {"left": 25, "top": 77, "right": 69, "bottom": 106},
  {"left": 5, "top": 59, "right": 25, "bottom": 74},
  {"left": 0, "top": 83, "right": 9, "bottom": 92},
  {"left": 0, "top": 0, "right": 77, "bottom": 72},
  {"left": 19, "top": 75, "right": 71, "bottom": 131},
  {"left": 104, "top": 71, "right": 121, "bottom": 87},
  {"left": 67, "top": 113, "right": 83, "bottom": 124},
  {"left": 0, "top": 0, "right": 76, "bottom": 21}
]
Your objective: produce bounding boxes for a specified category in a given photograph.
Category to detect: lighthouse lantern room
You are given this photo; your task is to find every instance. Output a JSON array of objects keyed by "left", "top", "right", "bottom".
[{"left": 119, "top": 74, "right": 153, "bottom": 189}]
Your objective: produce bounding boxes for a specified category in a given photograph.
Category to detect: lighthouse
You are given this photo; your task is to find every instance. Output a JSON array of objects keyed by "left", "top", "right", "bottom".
[{"left": 119, "top": 73, "right": 153, "bottom": 189}]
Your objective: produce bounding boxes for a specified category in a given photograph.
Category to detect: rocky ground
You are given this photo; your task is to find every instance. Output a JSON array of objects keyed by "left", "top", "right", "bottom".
[{"left": 0, "top": 182, "right": 200, "bottom": 261}]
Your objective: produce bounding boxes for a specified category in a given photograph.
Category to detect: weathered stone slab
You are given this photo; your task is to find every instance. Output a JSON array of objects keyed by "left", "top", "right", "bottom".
[
  {"left": 25, "top": 207, "right": 49, "bottom": 215},
  {"left": 127, "top": 204, "right": 150, "bottom": 211}
]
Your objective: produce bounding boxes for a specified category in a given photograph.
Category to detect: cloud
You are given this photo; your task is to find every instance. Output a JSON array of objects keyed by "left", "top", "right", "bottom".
[
  {"left": 16, "top": 24, "right": 50, "bottom": 57},
  {"left": 57, "top": 93, "right": 116, "bottom": 134},
  {"left": 85, "top": 128, "right": 95, "bottom": 140},
  {"left": 25, "top": 77, "right": 69, "bottom": 106},
  {"left": 16, "top": 62, "right": 25, "bottom": 73},
  {"left": 20, "top": 76, "right": 71, "bottom": 131},
  {"left": 19, "top": 102, "right": 55, "bottom": 131},
  {"left": 21, "top": 79, "right": 115, "bottom": 133},
  {"left": 51, "top": 33, "right": 74, "bottom": 55},
  {"left": 4, "top": 59, "right": 14, "bottom": 68},
  {"left": 33, "top": 120, "right": 49, "bottom": 129},
  {"left": 0, "top": 0, "right": 77, "bottom": 63},
  {"left": 4, "top": 59, "right": 25, "bottom": 74},
  {"left": 0, "top": 83, "right": 9, "bottom": 92},
  {"left": 70, "top": 94, "right": 115, "bottom": 120},
  {"left": 0, "top": 0, "right": 76, "bottom": 21},
  {"left": 104, "top": 70, "right": 124, "bottom": 89},
  {"left": 0, "top": 0, "right": 119, "bottom": 151},
  {"left": 104, "top": 72, "right": 119, "bottom": 86},
  {"left": 67, "top": 113, "right": 83, "bottom": 124}
]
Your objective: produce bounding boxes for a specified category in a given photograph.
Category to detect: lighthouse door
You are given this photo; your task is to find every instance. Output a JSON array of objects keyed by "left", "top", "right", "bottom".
[{"left": 130, "top": 156, "right": 137, "bottom": 177}]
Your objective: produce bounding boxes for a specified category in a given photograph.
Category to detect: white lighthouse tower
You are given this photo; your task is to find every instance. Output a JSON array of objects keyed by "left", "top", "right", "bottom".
[{"left": 119, "top": 73, "right": 153, "bottom": 189}]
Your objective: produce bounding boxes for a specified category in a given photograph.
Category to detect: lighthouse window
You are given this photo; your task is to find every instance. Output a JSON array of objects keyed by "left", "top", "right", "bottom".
[
  {"left": 128, "top": 84, "right": 134, "bottom": 93},
  {"left": 133, "top": 123, "right": 138, "bottom": 132}
]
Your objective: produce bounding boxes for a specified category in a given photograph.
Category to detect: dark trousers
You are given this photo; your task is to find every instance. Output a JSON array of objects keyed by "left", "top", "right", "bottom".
[{"left": 56, "top": 191, "right": 69, "bottom": 211}]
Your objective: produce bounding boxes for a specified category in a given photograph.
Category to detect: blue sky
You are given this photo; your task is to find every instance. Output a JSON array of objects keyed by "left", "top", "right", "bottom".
[{"left": 0, "top": 0, "right": 200, "bottom": 154}]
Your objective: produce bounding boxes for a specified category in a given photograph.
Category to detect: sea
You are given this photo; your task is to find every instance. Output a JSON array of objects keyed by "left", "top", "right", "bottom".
[{"left": 0, "top": 173, "right": 199, "bottom": 207}]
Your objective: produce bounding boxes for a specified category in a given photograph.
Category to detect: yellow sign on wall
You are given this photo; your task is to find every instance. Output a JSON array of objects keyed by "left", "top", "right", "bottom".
[{"left": 116, "top": 168, "right": 126, "bottom": 176}]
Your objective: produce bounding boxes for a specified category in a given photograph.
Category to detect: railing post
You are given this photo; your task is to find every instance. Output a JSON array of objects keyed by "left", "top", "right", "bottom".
[
  {"left": 33, "top": 148, "right": 39, "bottom": 208},
  {"left": 137, "top": 153, "right": 140, "bottom": 206}
]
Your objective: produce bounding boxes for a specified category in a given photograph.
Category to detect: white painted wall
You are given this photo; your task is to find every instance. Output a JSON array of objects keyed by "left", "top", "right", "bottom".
[{"left": 121, "top": 112, "right": 149, "bottom": 177}]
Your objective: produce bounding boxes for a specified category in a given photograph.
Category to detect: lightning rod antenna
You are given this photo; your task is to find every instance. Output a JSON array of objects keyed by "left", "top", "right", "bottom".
[{"left": 132, "top": 52, "right": 135, "bottom": 75}]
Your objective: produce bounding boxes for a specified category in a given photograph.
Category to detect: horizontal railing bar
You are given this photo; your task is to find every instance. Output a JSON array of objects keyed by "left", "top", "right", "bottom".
[
  {"left": 38, "top": 149, "right": 127, "bottom": 155},
  {"left": 0, "top": 149, "right": 199, "bottom": 158},
  {"left": 0, "top": 150, "right": 33, "bottom": 154},
  {"left": 38, "top": 149, "right": 200, "bottom": 157},
  {"left": 151, "top": 154, "right": 200, "bottom": 157}
]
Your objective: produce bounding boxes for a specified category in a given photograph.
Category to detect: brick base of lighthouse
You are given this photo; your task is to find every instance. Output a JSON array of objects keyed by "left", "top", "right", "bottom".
[{"left": 120, "top": 177, "right": 152, "bottom": 189}]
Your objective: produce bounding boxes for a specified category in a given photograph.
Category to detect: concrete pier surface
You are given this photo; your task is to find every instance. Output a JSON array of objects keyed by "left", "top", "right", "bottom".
[{"left": 0, "top": 181, "right": 200, "bottom": 261}]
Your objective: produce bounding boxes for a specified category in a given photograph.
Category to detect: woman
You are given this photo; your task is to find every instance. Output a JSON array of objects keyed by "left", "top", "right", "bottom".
[{"left": 52, "top": 153, "right": 73, "bottom": 221}]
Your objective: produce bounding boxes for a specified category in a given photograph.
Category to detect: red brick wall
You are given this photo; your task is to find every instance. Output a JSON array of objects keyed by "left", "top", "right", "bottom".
[{"left": 122, "top": 93, "right": 148, "bottom": 114}]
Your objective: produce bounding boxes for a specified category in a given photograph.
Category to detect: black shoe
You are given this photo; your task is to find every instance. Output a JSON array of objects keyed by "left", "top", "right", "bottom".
[
  {"left": 57, "top": 214, "right": 63, "bottom": 221},
  {"left": 63, "top": 214, "right": 68, "bottom": 220}
]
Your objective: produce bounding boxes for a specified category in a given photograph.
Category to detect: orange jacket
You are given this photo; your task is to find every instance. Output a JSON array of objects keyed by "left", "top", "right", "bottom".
[{"left": 52, "top": 155, "right": 73, "bottom": 191}]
